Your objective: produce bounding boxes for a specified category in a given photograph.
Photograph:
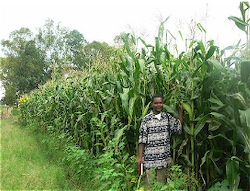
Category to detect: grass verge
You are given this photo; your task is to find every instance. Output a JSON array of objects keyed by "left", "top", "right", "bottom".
[{"left": 0, "top": 115, "right": 81, "bottom": 190}]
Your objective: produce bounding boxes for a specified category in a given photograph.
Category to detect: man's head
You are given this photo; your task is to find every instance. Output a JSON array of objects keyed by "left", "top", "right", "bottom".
[{"left": 151, "top": 95, "right": 164, "bottom": 114}]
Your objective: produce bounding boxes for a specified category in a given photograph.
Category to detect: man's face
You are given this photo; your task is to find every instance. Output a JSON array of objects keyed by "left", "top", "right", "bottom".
[{"left": 152, "top": 97, "right": 163, "bottom": 114}]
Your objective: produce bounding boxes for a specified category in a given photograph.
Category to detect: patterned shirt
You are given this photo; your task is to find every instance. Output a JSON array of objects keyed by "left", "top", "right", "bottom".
[{"left": 139, "top": 111, "right": 182, "bottom": 170}]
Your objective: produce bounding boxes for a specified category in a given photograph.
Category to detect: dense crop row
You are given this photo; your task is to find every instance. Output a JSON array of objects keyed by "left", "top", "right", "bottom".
[{"left": 19, "top": 21, "right": 250, "bottom": 190}]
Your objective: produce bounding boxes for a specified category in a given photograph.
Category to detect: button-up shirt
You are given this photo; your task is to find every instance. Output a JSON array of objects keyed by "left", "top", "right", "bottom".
[{"left": 139, "top": 111, "right": 182, "bottom": 170}]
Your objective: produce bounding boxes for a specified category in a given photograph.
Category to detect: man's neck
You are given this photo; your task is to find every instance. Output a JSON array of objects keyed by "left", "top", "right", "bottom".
[{"left": 153, "top": 111, "right": 161, "bottom": 115}]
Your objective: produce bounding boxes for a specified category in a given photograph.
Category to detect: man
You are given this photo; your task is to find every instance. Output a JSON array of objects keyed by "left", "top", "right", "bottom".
[{"left": 137, "top": 94, "right": 183, "bottom": 184}]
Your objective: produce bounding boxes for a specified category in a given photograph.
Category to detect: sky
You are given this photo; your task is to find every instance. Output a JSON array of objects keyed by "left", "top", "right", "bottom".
[
  {"left": 0, "top": 0, "right": 244, "bottom": 47},
  {"left": 0, "top": 0, "right": 244, "bottom": 99}
]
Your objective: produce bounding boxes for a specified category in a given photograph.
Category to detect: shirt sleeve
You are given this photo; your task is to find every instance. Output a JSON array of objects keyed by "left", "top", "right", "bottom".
[
  {"left": 139, "top": 118, "right": 148, "bottom": 144},
  {"left": 168, "top": 114, "right": 182, "bottom": 135}
]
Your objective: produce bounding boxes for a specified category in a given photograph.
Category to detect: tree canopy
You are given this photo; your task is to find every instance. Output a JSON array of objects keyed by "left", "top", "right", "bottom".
[{"left": 0, "top": 19, "right": 119, "bottom": 105}]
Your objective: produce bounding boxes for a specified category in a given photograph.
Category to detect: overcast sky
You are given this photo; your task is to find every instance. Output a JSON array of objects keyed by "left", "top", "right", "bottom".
[
  {"left": 0, "top": 0, "right": 244, "bottom": 47},
  {"left": 0, "top": 0, "right": 244, "bottom": 98}
]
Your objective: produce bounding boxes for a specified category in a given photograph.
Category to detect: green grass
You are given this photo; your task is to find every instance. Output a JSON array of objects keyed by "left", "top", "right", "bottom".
[{"left": 0, "top": 115, "right": 81, "bottom": 190}]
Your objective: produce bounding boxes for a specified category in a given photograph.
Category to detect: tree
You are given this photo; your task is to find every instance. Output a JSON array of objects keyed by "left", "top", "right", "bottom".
[
  {"left": 83, "top": 41, "right": 117, "bottom": 69},
  {"left": 1, "top": 82, "right": 17, "bottom": 106},
  {"left": 1, "top": 28, "right": 49, "bottom": 104},
  {"left": 36, "top": 19, "right": 89, "bottom": 71},
  {"left": 16, "top": 40, "right": 49, "bottom": 93},
  {"left": 1, "top": 28, "right": 33, "bottom": 57},
  {"left": 36, "top": 19, "right": 69, "bottom": 67},
  {"left": 65, "top": 29, "right": 88, "bottom": 69}
]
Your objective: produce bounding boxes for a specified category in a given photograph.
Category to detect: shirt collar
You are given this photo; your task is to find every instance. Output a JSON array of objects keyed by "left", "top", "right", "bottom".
[
  {"left": 149, "top": 110, "right": 167, "bottom": 119},
  {"left": 149, "top": 110, "right": 161, "bottom": 118}
]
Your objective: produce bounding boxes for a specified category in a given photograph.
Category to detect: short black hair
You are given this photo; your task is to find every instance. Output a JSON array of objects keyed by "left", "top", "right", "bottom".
[{"left": 151, "top": 94, "right": 163, "bottom": 103}]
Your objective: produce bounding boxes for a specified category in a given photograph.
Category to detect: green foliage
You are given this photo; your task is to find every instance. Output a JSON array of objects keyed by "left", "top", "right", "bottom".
[
  {"left": 65, "top": 29, "right": 88, "bottom": 69},
  {"left": 208, "top": 179, "right": 243, "bottom": 191},
  {"left": 1, "top": 83, "right": 17, "bottom": 105},
  {"left": 18, "top": 7, "right": 250, "bottom": 190},
  {"left": 36, "top": 19, "right": 72, "bottom": 66},
  {"left": 137, "top": 165, "right": 189, "bottom": 191},
  {"left": 228, "top": 2, "right": 249, "bottom": 34},
  {"left": 63, "top": 145, "right": 96, "bottom": 185},
  {"left": 240, "top": 60, "right": 250, "bottom": 86},
  {"left": 226, "top": 157, "right": 240, "bottom": 190},
  {"left": 1, "top": 19, "right": 118, "bottom": 104},
  {"left": 229, "top": 2, "right": 250, "bottom": 87},
  {"left": 93, "top": 135, "right": 137, "bottom": 191},
  {"left": 166, "top": 165, "right": 189, "bottom": 191},
  {"left": 1, "top": 28, "right": 49, "bottom": 102},
  {"left": 83, "top": 41, "right": 117, "bottom": 66}
]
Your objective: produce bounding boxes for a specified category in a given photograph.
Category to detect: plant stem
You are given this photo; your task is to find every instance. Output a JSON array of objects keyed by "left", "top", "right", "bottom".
[{"left": 190, "top": 79, "right": 195, "bottom": 190}]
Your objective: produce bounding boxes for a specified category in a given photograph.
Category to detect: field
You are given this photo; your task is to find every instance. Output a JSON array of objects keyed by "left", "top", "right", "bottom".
[{"left": 1, "top": 3, "right": 250, "bottom": 190}]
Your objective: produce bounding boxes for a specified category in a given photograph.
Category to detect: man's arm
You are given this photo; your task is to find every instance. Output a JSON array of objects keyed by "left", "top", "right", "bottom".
[
  {"left": 137, "top": 143, "right": 145, "bottom": 175},
  {"left": 138, "top": 143, "right": 145, "bottom": 164},
  {"left": 138, "top": 118, "right": 147, "bottom": 174}
]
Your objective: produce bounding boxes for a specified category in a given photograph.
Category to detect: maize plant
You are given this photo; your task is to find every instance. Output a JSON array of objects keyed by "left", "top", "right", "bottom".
[{"left": 19, "top": 6, "right": 250, "bottom": 190}]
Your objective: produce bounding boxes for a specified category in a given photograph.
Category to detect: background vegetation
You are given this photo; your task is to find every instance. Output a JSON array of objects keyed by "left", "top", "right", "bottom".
[{"left": 1, "top": 2, "right": 250, "bottom": 191}]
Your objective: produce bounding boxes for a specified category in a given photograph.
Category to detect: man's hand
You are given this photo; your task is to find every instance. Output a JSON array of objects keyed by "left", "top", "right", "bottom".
[
  {"left": 137, "top": 157, "right": 143, "bottom": 166},
  {"left": 178, "top": 102, "right": 183, "bottom": 110},
  {"left": 137, "top": 157, "right": 143, "bottom": 175},
  {"left": 178, "top": 102, "right": 184, "bottom": 124},
  {"left": 137, "top": 143, "right": 145, "bottom": 175}
]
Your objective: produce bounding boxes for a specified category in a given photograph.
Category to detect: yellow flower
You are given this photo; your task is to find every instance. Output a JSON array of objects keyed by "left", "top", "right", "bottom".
[
  {"left": 19, "top": 96, "right": 29, "bottom": 105},
  {"left": 19, "top": 97, "right": 24, "bottom": 103}
]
